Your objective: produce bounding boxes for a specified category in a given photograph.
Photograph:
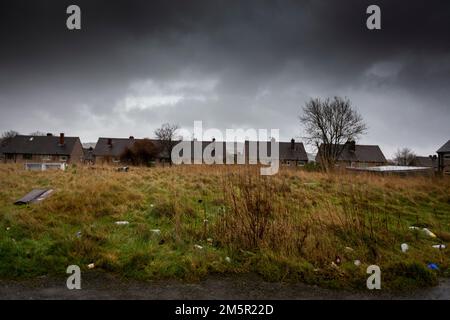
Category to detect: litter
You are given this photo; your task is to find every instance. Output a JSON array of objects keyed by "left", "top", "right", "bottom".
[
  {"left": 401, "top": 243, "right": 409, "bottom": 253},
  {"left": 354, "top": 260, "right": 361, "bottom": 266},
  {"left": 76, "top": 231, "right": 82, "bottom": 238},
  {"left": 409, "top": 226, "right": 437, "bottom": 238},
  {"left": 427, "top": 263, "right": 439, "bottom": 270},
  {"left": 6, "top": 227, "right": 10, "bottom": 231},
  {"left": 115, "top": 221, "right": 129, "bottom": 225},
  {"left": 194, "top": 244, "right": 203, "bottom": 250},
  {"left": 331, "top": 261, "right": 339, "bottom": 269},
  {"left": 151, "top": 229, "right": 161, "bottom": 234},
  {"left": 422, "top": 228, "right": 437, "bottom": 238},
  {"left": 14, "top": 189, "right": 54, "bottom": 205},
  {"left": 225, "top": 257, "right": 231, "bottom": 263},
  {"left": 345, "top": 247, "right": 354, "bottom": 252},
  {"left": 432, "top": 244, "right": 446, "bottom": 249},
  {"left": 207, "top": 238, "right": 213, "bottom": 245},
  {"left": 87, "top": 263, "right": 95, "bottom": 269},
  {"left": 335, "top": 255, "right": 342, "bottom": 265},
  {"left": 117, "top": 166, "right": 129, "bottom": 172}
]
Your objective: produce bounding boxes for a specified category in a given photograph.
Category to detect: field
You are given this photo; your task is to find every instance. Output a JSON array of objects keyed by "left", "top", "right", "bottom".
[{"left": 0, "top": 164, "right": 449, "bottom": 290}]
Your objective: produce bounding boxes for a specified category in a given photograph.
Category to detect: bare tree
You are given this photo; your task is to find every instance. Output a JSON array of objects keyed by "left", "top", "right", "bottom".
[
  {"left": 154, "top": 123, "right": 180, "bottom": 165},
  {"left": 1, "top": 130, "right": 19, "bottom": 139},
  {"left": 300, "top": 97, "right": 367, "bottom": 171},
  {"left": 394, "top": 147, "right": 416, "bottom": 166}
]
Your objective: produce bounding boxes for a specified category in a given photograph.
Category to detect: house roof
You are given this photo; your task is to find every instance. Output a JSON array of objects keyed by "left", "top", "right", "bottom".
[
  {"left": 1, "top": 135, "right": 80, "bottom": 156},
  {"left": 93, "top": 138, "right": 169, "bottom": 158},
  {"left": 437, "top": 140, "right": 450, "bottom": 153},
  {"left": 316, "top": 143, "right": 386, "bottom": 163}
]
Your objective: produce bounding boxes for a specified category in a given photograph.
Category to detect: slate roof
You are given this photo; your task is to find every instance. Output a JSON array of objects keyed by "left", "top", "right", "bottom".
[
  {"left": 1, "top": 135, "right": 80, "bottom": 156},
  {"left": 437, "top": 140, "right": 450, "bottom": 153},
  {"left": 316, "top": 143, "right": 386, "bottom": 163}
]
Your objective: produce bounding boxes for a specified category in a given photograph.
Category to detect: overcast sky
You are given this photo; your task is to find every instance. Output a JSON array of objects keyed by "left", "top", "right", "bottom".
[{"left": 1, "top": 0, "right": 449, "bottom": 158}]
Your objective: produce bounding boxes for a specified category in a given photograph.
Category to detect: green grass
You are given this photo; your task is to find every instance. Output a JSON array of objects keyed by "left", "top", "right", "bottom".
[{"left": 0, "top": 164, "right": 449, "bottom": 290}]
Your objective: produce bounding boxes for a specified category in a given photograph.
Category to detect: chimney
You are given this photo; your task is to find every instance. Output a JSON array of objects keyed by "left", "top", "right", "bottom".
[
  {"left": 59, "top": 133, "right": 65, "bottom": 146},
  {"left": 46, "top": 133, "right": 53, "bottom": 136},
  {"left": 212, "top": 138, "right": 216, "bottom": 142},
  {"left": 291, "top": 138, "right": 295, "bottom": 150},
  {"left": 107, "top": 138, "right": 112, "bottom": 147}
]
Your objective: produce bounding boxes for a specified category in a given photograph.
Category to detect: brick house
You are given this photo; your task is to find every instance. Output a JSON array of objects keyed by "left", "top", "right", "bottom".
[{"left": 1, "top": 133, "right": 84, "bottom": 164}]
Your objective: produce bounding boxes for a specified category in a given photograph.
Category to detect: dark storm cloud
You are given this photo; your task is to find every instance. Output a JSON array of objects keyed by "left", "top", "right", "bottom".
[{"left": 0, "top": 0, "right": 449, "bottom": 157}]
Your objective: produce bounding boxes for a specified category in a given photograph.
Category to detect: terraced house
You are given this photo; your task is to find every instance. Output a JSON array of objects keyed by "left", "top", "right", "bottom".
[
  {"left": 0, "top": 133, "right": 84, "bottom": 164},
  {"left": 316, "top": 140, "right": 387, "bottom": 168}
]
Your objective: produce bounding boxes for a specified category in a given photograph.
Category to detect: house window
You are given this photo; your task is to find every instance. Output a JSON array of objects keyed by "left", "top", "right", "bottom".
[
  {"left": 60, "top": 156, "right": 68, "bottom": 162},
  {"left": 23, "top": 154, "right": 32, "bottom": 160}
]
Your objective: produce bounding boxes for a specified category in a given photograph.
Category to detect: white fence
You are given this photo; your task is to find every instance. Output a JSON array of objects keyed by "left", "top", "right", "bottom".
[{"left": 24, "top": 163, "right": 67, "bottom": 171}]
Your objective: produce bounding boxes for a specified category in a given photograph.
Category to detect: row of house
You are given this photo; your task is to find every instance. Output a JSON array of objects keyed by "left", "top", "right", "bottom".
[{"left": 1, "top": 133, "right": 449, "bottom": 173}]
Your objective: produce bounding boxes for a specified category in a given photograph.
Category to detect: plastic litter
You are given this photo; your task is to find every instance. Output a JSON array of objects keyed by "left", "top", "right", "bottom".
[
  {"left": 344, "top": 247, "right": 354, "bottom": 252},
  {"left": 427, "top": 263, "right": 439, "bottom": 270},
  {"left": 401, "top": 243, "right": 409, "bottom": 253},
  {"left": 87, "top": 263, "right": 95, "bottom": 269},
  {"left": 115, "top": 221, "right": 129, "bottom": 225},
  {"left": 432, "top": 244, "right": 446, "bottom": 249},
  {"left": 225, "top": 257, "right": 231, "bottom": 263},
  {"left": 194, "top": 244, "right": 203, "bottom": 250},
  {"left": 150, "top": 229, "right": 161, "bottom": 234},
  {"left": 76, "top": 231, "right": 82, "bottom": 238},
  {"left": 354, "top": 260, "right": 361, "bottom": 266},
  {"left": 117, "top": 166, "right": 129, "bottom": 172},
  {"left": 422, "top": 228, "right": 437, "bottom": 238}
]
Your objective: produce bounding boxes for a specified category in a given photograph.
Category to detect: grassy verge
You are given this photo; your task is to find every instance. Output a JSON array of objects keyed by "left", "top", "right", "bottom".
[{"left": 0, "top": 164, "right": 449, "bottom": 290}]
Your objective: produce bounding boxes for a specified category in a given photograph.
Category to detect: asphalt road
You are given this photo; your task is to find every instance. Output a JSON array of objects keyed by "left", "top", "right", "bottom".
[{"left": 0, "top": 273, "right": 449, "bottom": 300}]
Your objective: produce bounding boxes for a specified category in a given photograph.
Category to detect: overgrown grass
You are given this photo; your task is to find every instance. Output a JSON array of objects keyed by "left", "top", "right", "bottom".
[{"left": 0, "top": 164, "right": 449, "bottom": 290}]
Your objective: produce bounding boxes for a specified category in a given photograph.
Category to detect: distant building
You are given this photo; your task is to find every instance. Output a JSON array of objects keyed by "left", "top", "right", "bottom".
[
  {"left": 1, "top": 133, "right": 84, "bottom": 164},
  {"left": 411, "top": 156, "right": 438, "bottom": 169},
  {"left": 437, "top": 139, "right": 450, "bottom": 174},
  {"left": 316, "top": 141, "right": 387, "bottom": 167}
]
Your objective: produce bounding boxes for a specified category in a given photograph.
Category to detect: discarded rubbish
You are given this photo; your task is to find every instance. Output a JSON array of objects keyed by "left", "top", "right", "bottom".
[
  {"left": 150, "top": 229, "right": 161, "bottom": 234},
  {"left": 117, "top": 166, "right": 129, "bottom": 172},
  {"left": 344, "top": 247, "right": 354, "bottom": 252},
  {"left": 409, "top": 226, "right": 437, "bottom": 238},
  {"left": 87, "top": 263, "right": 95, "bottom": 269},
  {"left": 14, "top": 189, "right": 54, "bottom": 205},
  {"left": 427, "top": 263, "right": 439, "bottom": 270},
  {"left": 194, "top": 244, "right": 203, "bottom": 250},
  {"left": 115, "top": 221, "right": 129, "bottom": 225},
  {"left": 76, "top": 231, "right": 82, "bottom": 238},
  {"left": 335, "top": 256, "right": 342, "bottom": 265},
  {"left": 331, "top": 261, "right": 339, "bottom": 269},
  {"left": 354, "top": 260, "right": 361, "bottom": 266},
  {"left": 432, "top": 244, "right": 446, "bottom": 249},
  {"left": 422, "top": 228, "right": 437, "bottom": 238},
  {"left": 401, "top": 243, "right": 409, "bottom": 253},
  {"left": 6, "top": 227, "right": 10, "bottom": 231},
  {"left": 207, "top": 238, "right": 213, "bottom": 245},
  {"left": 225, "top": 257, "right": 231, "bottom": 263}
]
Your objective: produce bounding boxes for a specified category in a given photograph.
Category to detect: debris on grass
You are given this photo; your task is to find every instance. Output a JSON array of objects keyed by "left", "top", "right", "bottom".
[
  {"left": 422, "top": 228, "right": 437, "bottom": 238},
  {"left": 432, "top": 244, "right": 446, "bottom": 249},
  {"left": 194, "top": 244, "right": 203, "bottom": 250},
  {"left": 117, "top": 167, "right": 129, "bottom": 172},
  {"left": 401, "top": 243, "right": 409, "bottom": 253},
  {"left": 207, "top": 238, "right": 213, "bottom": 245},
  {"left": 115, "top": 221, "right": 130, "bottom": 225},
  {"left": 6, "top": 227, "right": 10, "bottom": 231},
  {"left": 87, "top": 263, "right": 95, "bottom": 269},
  {"left": 76, "top": 231, "right": 82, "bottom": 238},
  {"left": 344, "top": 246, "right": 354, "bottom": 252},
  {"left": 225, "top": 256, "right": 231, "bottom": 263},
  {"left": 354, "top": 260, "right": 361, "bottom": 266},
  {"left": 14, "top": 189, "right": 54, "bottom": 205},
  {"left": 427, "top": 263, "right": 439, "bottom": 271},
  {"left": 150, "top": 229, "right": 161, "bottom": 234}
]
